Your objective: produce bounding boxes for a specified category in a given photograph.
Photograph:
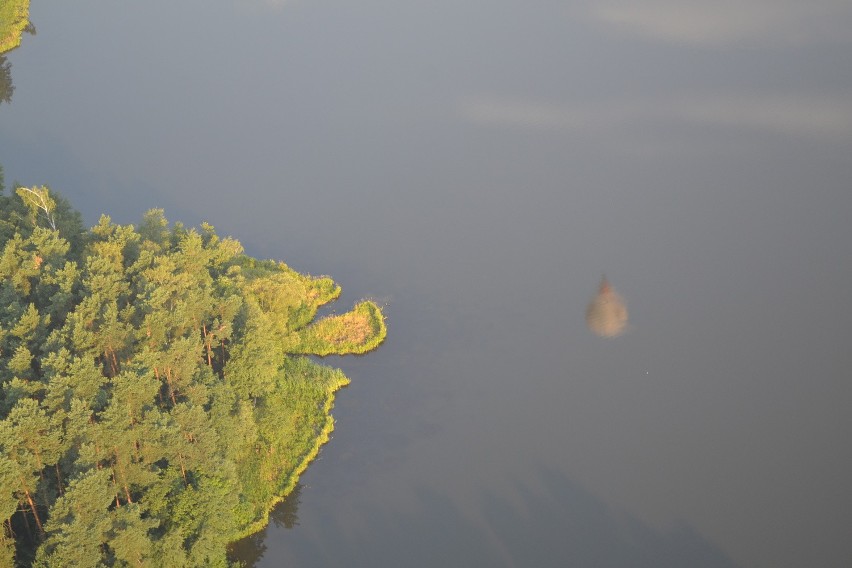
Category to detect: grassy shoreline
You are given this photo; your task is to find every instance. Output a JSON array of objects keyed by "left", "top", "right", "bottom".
[
  {"left": 0, "top": 0, "right": 30, "bottom": 54},
  {"left": 230, "top": 367, "right": 350, "bottom": 542},
  {"left": 231, "top": 303, "right": 386, "bottom": 544},
  {"left": 287, "top": 300, "right": 388, "bottom": 356}
]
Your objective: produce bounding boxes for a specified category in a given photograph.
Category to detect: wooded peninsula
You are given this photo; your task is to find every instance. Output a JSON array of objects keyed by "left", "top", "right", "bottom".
[{"left": 0, "top": 171, "right": 386, "bottom": 566}]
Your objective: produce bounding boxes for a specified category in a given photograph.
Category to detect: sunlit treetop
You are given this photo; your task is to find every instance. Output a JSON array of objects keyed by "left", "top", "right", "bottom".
[{"left": 0, "top": 181, "right": 386, "bottom": 566}]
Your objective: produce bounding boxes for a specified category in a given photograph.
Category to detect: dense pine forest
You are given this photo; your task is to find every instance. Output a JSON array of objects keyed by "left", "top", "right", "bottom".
[{"left": 0, "top": 170, "right": 386, "bottom": 566}]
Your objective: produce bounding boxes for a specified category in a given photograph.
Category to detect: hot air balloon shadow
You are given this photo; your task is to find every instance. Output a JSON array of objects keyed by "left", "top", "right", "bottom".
[{"left": 586, "top": 276, "right": 629, "bottom": 337}]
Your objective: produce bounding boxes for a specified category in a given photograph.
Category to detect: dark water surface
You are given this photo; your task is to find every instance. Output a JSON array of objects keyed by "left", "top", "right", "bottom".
[{"left": 3, "top": 1, "right": 852, "bottom": 566}]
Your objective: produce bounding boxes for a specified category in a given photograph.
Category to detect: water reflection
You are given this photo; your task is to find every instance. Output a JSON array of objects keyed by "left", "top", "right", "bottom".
[
  {"left": 0, "top": 56, "right": 13, "bottom": 104},
  {"left": 460, "top": 94, "right": 852, "bottom": 140},
  {"left": 257, "top": 466, "right": 739, "bottom": 567},
  {"left": 586, "top": 276, "right": 629, "bottom": 337},
  {"left": 270, "top": 483, "right": 302, "bottom": 530},
  {"left": 3, "top": 1, "right": 852, "bottom": 565},
  {"left": 1, "top": 21, "right": 35, "bottom": 105},
  {"left": 589, "top": 0, "right": 852, "bottom": 47},
  {"left": 228, "top": 484, "right": 303, "bottom": 567}
]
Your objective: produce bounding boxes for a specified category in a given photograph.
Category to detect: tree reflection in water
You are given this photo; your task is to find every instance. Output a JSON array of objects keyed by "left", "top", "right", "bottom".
[
  {"left": 0, "top": 56, "right": 12, "bottom": 104},
  {"left": 245, "top": 466, "right": 740, "bottom": 567},
  {"left": 228, "top": 484, "right": 303, "bottom": 567},
  {"left": 270, "top": 483, "right": 302, "bottom": 530},
  {"left": 1, "top": 22, "right": 36, "bottom": 105}
]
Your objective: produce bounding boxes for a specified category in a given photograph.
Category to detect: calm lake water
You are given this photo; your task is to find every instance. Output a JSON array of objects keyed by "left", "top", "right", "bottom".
[{"left": 3, "top": 1, "right": 852, "bottom": 566}]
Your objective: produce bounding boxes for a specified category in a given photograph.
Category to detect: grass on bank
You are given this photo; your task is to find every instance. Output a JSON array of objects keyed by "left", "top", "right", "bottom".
[
  {"left": 0, "top": 0, "right": 30, "bottom": 54},
  {"left": 287, "top": 300, "right": 387, "bottom": 356},
  {"left": 231, "top": 357, "right": 350, "bottom": 540}
]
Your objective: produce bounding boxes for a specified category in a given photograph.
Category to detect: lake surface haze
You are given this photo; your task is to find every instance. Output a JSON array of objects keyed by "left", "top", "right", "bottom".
[{"left": 2, "top": 1, "right": 852, "bottom": 566}]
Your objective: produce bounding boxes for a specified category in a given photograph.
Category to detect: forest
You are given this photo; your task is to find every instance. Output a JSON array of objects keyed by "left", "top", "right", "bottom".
[{"left": 0, "top": 169, "right": 386, "bottom": 566}]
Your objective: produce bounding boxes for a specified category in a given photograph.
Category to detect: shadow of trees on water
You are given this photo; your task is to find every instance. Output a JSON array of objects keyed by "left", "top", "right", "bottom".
[
  {"left": 234, "top": 466, "right": 739, "bottom": 568},
  {"left": 0, "top": 56, "right": 13, "bottom": 104}
]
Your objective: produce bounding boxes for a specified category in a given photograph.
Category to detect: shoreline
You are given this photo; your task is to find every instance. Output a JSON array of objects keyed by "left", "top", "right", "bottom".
[
  {"left": 230, "top": 371, "right": 349, "bottom": 541},
  {"left": 231, "top": 302, "right": 386, "bottom": 544},
  {"left": 0, "top": 0, "right": 30, "bottom": 54}
]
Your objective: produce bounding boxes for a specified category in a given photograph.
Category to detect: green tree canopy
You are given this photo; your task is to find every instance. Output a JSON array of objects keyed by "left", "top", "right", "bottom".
[{"left": 0, "top": 180, "right": 386, "bottom": 565}]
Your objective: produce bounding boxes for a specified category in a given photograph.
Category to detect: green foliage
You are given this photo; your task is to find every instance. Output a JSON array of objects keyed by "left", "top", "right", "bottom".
[
  {"left": 15, "top": 188, "right": 56, "bottom": 232},
  {"left": 0, "top": 0, "right": 29, "bottom": 54},
  {"left": 0, "top": 183, "right": 386, "bottom": 565},
  {"left": 288, "top": 300, "right": 387, "bottom": 356}
]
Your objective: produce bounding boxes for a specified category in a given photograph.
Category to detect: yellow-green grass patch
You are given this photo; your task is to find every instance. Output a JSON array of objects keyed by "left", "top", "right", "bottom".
[
  {"left": 0, "top": 0, "right": 29, "bottom": 54},
  {"left": 289, "top": 300, "right": 387, "bottom": 356}
]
